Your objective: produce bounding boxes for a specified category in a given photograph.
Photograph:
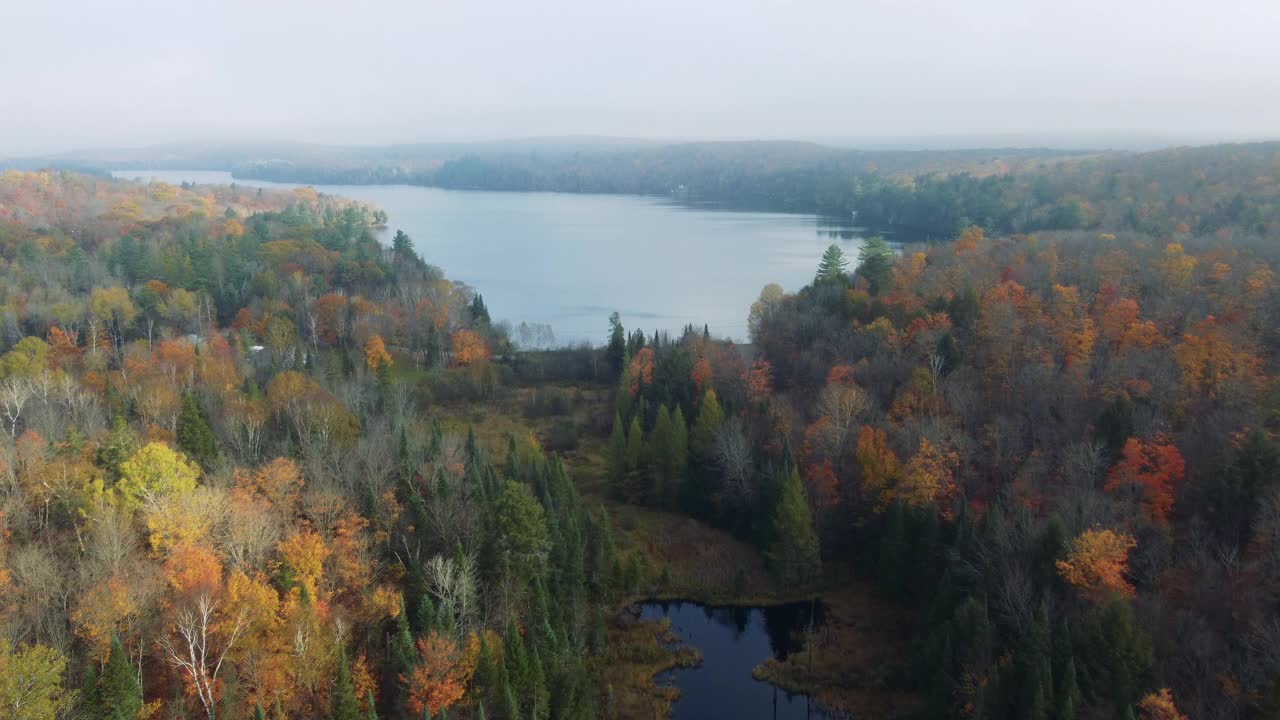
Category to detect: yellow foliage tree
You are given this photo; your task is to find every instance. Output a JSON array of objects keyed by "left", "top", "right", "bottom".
[{"left": 116, "top": 443, "right": 200, "bottom": 513}]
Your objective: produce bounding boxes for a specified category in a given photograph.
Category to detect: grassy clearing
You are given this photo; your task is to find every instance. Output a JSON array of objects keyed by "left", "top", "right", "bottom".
[{"left": 593, "top": 615, "right": 701, "bottom": 720}]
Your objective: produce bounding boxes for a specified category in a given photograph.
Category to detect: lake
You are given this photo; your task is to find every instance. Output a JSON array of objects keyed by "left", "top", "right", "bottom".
[
  {"left": 112, "top": 170, "right": 868, "bottom": 345},
  {"left": 639, "top": 600, "right": 836, "bottom": 720}
]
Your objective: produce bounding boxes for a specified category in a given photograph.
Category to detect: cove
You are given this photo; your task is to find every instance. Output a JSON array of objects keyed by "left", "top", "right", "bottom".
[
  {"left": 111, "top": 170, "right": 868, "bottom": 345},
  {"left": 637, "top": 600, "right": 837, "bottom": 719}
]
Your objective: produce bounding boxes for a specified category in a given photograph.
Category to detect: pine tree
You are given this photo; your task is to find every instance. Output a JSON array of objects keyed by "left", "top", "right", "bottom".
[
  {"left": 606, "top": 312, "right": 626, "bottom": 377},
  {"left": 366, "top": 691, "right": 379, "bottom": 720},
  {"left": 766, "top": 466, "right": 821, "bottom": 584},
  {"left": 878, "top": 500, "right": 908, "bottom": 598},
  {"left": 691, "top": 390, "right": 725, "bottom": 462},
  {"left": 332, "top": 647, "right": 361, "bottom": 720},
  {"left": 1077, "top": 597, "right": 1152, "bottom": 710},
  {"left": 669, "top": 406, "right": 688, "bottom": 508},
  {"left": 99, "top": 634, "right": 143, "bottom": 720},
  {"left": 856, "top": 236, "right": 895, "bottom": 295},
  {"left": 650, "top": 404, "right": 673, "bottom": 505},
  {"left": 624, "top": 415, "right": 646, "bottom": 504},
  {"left": 255, "top": 702, "right": 267, "bottom": 720},
  {"left": 1017, "top": 602, "right": 1053, "bottom": 720},
  {"left": 503, "top": 676, "right": 521, "bottom": 720},
  {"left": 176, "top": 393, "right": 217, "bottom": 467},
  {"left": 606, "top": 414, "right": 627, "bottom": 500},
  {"left": 1052, "top": 619, "right": 1080, "bottom": 720},
  {"left": 815, "top": 243, "right": 850, "bottom": 284}
]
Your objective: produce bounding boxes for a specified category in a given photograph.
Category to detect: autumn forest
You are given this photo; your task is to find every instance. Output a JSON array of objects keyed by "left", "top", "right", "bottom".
[{"left": 3, "top": 139, "right": 1280, "bottom": 720}]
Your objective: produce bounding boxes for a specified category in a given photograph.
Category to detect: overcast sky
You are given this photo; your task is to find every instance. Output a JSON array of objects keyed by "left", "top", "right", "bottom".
[{"left": 4, "top": 0, "right": 1279, "bottom": 154}]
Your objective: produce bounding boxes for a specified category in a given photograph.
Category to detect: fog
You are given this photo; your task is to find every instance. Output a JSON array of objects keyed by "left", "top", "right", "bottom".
[{"left": 3, "top": 0, "right": 1279, "bottom": 154}]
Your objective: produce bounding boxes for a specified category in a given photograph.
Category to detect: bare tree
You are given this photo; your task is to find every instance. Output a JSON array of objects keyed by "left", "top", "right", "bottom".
[
  {"left": 0, "top": 377, "right": 32, "bottom": 437},
  {"left": 424, "top": 553, "right": 479, "bottom": 637},
  {"left": 714, "top": 419, "right": 753, "bottom": 499},
  {"left": 159, "top": 593, "right": 248, "bottom": 720}
]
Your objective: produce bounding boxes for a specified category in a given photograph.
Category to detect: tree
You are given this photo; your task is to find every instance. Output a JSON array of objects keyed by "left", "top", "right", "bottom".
[
  {"left": 856, "top": 236, "right": 895, "bottom": 295},
  {"left": 403, "top": 631, "right": 472, "bottom": 717},
  {"left": 691, "top": 389, "right": 725, "bottom": 462},
  {"left": 767, "top": 466, "right": 820, "bottom": 584},
  {"left": 365, "top": 335, "right": 393, "bottom": 374},
  {"left": 97, "top": 634, "right": 142, "bottom": 720},
  {"left": 1104, "top": 436, "right": 1185, "bottom": 524},
  {"left": 0, "top": 640, "right": 74, "bottom": 720},
  {"left": 606, "top": 414, "right": 627, "bottom": 499},
  {"left": 1136, "top": 689, "right": 1188, "bottom": 720},
  {"left": 451, "top": 329, "right": 489, "bottom": 366},
  {"left": 116, "top": 442, "right": 201, "bottom": 512},
  {"left": 333, "top": 647, "right": 361, "bottom": 720},
  {"left": 815, "top": 244, "right": 849, "bottom": 284},
  {"left": 623, "top": 415, "right": 645, "bottom": 504},
  {"left": 176, "top": 394, "right": 217, "bottom": 467},
  {"left": 856, "top": 425, "right": 901, "bottom": 512},
  {"left": 1056, "top": 528, "right": 1137, "bottom": 601},
  {"left": 1076, "top": 597, "right": 1152, "bottom": 710},
  {"left": 899, "top": 437, "right": 959, "bottom": 512},
  {"left": 606, "top": 313, "right": 626, "bottom": 377}
]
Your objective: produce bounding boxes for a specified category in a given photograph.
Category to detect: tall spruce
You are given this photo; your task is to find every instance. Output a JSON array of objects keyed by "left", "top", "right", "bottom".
[
  {"left": 98, "top": 634, "right": 142, "bottom": 720},
  {"left": 176, "top": 393, "right": 216, "bottom": 466},
  {"left": 332, "top": 647, "right": 361, "bottom": 720},
  {"left": 766, "top": 465, "right": 821, "bottom": 584}
]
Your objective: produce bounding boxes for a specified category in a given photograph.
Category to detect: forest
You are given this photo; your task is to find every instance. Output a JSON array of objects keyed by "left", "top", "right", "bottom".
[
  {"left": 223, "top": 140, "right": 1280, "bottom": 243},
  {"left": 2, "top": 138, "right": 1280, "bottom": 720}
]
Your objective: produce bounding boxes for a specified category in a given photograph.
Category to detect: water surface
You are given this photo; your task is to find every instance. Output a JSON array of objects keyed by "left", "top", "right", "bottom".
[
  {"left": 112, "top": 170, "right": 867, "bottom": 344},
  {"left": 639, "top": 600, "right": 836, "bottom": 720}
]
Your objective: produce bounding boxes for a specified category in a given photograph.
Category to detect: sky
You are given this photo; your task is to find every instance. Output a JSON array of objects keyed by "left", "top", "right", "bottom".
[{"left": 3, "top": 0, "right": 1280, "bottom": 155}]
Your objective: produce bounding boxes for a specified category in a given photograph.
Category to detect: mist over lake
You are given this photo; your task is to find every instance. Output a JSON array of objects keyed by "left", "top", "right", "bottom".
[{"left": 113, "top": 169, "right": 866, "bottom": 345}]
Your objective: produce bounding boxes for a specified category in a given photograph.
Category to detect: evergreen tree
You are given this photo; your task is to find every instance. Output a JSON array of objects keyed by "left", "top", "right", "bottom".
[
  {"left": 332, "top": 647, "right": 361, "bottom": 720},
  {"left": 815, "top": 243, "right": 850, "bottom": 284},
  {"left": 606, "top": 312, "right": 626, "bottom": 377},
  {"left": 649, "top": 404, "right": 673, "bottom": 505},
  {"left": 623, "top": 415, "right": 646, "bottom": 504},
  {"left": 1052, "top": 619, "right": 1080, "bottom": 720},
  {"left": 856, "top": 236, "right": 895, "bottom": 295},
  {"left": 366, "top": 691, "right": 379, "bottom": 720},
  {"left": 471, "top": 294, "right": 491, "bottom": 326},
  {"left": 690, "top": 389, "right": 724, "bottom": 462},
  {"left": 176, "top": 393, "right": 216, "bottom": 467},
  {"left": 878, "top": 501, "right": 908, "bottom": 598},
  {"left": 669, "top": 406, "right": 689, "bottom": 508},
  {"left": 1016, "top": 602, "right": 1053, "bottom": 720},
  {"left": 96, "top": 415, "right": 140, "bottom": 479},
  {"left": 99, "top": 634, "right": 142, "bottom": 720},
  {"left": 255, "top": 702, "right": 267, "bottom": 720},
  {"left": 1077, "top": 597, "right": 1153, "bottom": 711},
  {"left": 766, "top": 466, "right": 821, "bottom": 584},
  {"left": 606, "top": 414, "right": 627, "bottom": 500}
]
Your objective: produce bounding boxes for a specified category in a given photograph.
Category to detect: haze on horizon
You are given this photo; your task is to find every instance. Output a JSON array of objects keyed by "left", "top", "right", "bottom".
[{"left": 4, "top": 0, "right": 1280, "bottom": 156}]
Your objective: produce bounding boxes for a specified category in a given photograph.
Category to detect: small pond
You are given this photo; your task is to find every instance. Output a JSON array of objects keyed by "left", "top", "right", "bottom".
[{"left": 637, "top": 600, "right": 839, "bottom": 719}]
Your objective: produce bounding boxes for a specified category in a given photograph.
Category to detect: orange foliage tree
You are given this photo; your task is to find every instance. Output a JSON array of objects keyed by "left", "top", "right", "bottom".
[
  {"left": 1104, "top": 436, "right": 1186, "bottom": 524},
  {"left": 450, "top": 329, "right": 489, "bottom": 366},
  {"left": 628, "top": 347, "right": 655, "bottom": 396},
  {"left": 1137, "top": 688, "right": 1189, "bottom": 720},
  {"left": 403, "top": 630, "right": 473, "bottom": 716},
  {"left": 855, "top": 425, "right": 900, "bottom": 512},
  {"left": 1056, "top": 528, "right": 1137, "bottom": 601},
  {"left": 364, "top": 334, "right": 392, "bottom": 373}
]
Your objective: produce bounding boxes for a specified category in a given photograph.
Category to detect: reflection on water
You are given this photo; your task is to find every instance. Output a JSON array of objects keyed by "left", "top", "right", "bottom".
[{"left": 638, "top": 600, "right": 839, "bottom": 720}]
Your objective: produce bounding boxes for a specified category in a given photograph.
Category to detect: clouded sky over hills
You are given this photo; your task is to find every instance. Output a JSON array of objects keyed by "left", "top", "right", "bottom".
[{"left": 4, "top": 0, "right": 1280, "bottom": 154}]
